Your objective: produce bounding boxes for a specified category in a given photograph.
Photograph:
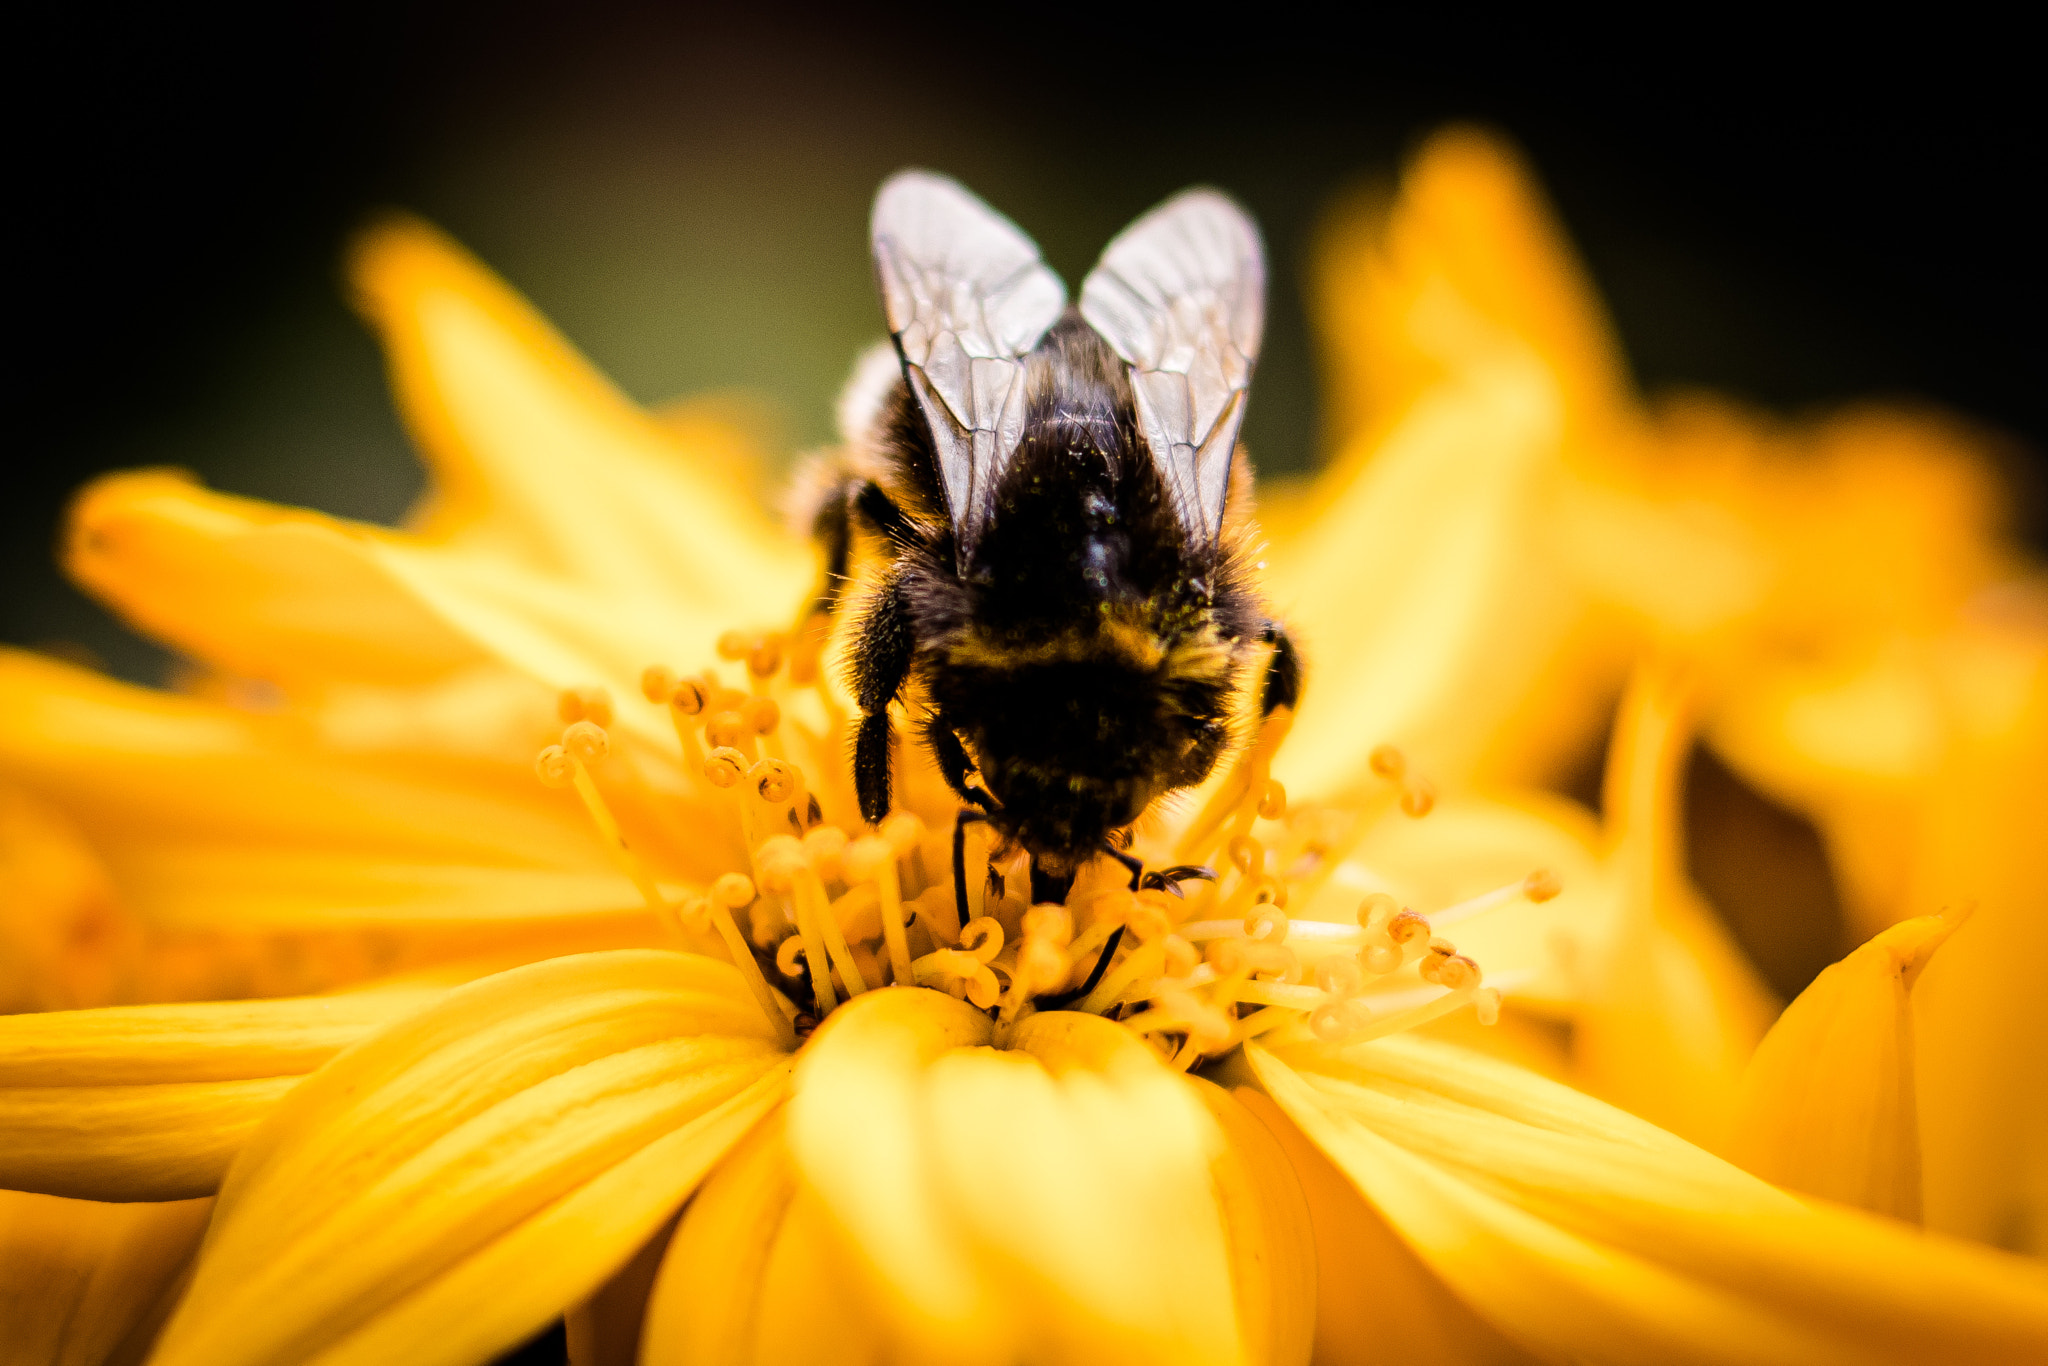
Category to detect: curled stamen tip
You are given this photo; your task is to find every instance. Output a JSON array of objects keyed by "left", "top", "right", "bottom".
[
  {"left": 1386, "top": 910, "right": 1431, "bottom": 945},
  {"left": 1244, "top": 907, "right": 1289, "bottom": 943},
  {"left": 1257, "top": 779, "right": 1287, "bottom": 820},
  {"left": 561, "top": 720, "right": 609, "bottom": 763},
  {"left": 558, "top": 687, "right": 614, "bottom": 728},
  {"left": 533, "top": 744, "right": 574, "bottom": 788},
  {"left": 711, "top": 872, "right": 756, "bottom": 908},
  {"left": 640, "top": 666, "right": 676, "bottom": 705},
  {"left": 1315, "top": 954, "right": 1363, "bottom": 998},
  {"left": 1523, "top": 868, "right": 1562, "bottom": 902},
  {"left": 743, "top": 697, "right": 781, "bottom": 735},
  {"left": 750, "top": 757, "right": 798, "bottom": 804},
  {"left": 703, "top": 747, "right": 748, "bottom": 788},
  {"left": 1369, "top": 744, "right": 1406, "bottom": 779},
  {"left": 748, "top": 636, "right": 784, "bottom": 678},
  {"left": 1400, "top": 780, "right": 1436, "bottom": 818},
  {"left": 1356, "top": 891, "right": 1399, "bottom": 928}
]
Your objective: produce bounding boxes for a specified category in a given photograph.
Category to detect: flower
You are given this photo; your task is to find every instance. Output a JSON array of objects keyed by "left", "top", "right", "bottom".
[{"left": 6, "top": 134, "right": 2048, "bottom": 1365}]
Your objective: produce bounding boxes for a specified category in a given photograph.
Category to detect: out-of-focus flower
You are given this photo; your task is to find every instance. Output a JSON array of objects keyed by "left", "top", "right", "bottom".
[
  {"left": 1285, "top": 127, "right": 2047, "bottom": 1249},
  {"left": 2, "top": 150, "right": 2045, "bottom": 1366}
]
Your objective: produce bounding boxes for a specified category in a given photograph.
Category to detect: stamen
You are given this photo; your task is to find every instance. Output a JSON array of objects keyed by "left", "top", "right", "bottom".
[
  {"left": 757, "top": 837, "right": 838, "bottom": 1012},
  {"left": 1429, "top": 868, "right": 1564, "bottom": 927},
  {"left": 843, "top": 835, "right": 915, "bottom": 987},
  {"left": 535, "top": 723, "right": 666, "bottom": 916},
  {"left": 706, "top": 872, "right": 798, "bottom": 1049},
  {"left": 702, "top": 745, "right": 762, "bottom": 851},
  {"left": 761, "top": 834, "right": 869, "bottom": 1005}
]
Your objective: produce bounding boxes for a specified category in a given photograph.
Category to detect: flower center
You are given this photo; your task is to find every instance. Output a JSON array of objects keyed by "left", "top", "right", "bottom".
[{"left": 531, "top": 626, "right": 1559, "bottom": 1064}]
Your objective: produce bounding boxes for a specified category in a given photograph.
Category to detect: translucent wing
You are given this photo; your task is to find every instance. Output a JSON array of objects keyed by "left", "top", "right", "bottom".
[
  {"left": 871, "top": 171, "right": 1067, "bottom": 543},
  {"left": 1079, "top": 189, "right": 1265, "bottom": 543}
]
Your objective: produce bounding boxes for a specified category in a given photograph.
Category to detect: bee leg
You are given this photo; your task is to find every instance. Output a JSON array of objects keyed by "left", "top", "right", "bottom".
[
  {"left": 1035, "top": 925, "right": 1126, "bottom": 1009},
  {"left": 923, "top": 715, "right": 998, "bottom": 812},
  {"left": 1258, "top": 622, "right": 1304, "bottom": 715},
  {"left": 1140, "top": 863, "right": 1217, "bottom": 896},
  {"left": 851, "top": 573, "right": 914, "bottom": 824},
  {"left": 952, "top": 808, "right": 992, "bottom": 930}
]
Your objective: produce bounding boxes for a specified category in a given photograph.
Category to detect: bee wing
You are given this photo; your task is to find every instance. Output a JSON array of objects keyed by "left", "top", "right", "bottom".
[
  {"left": 871, "top": 171, "right": 1067, "bottom": 543},
  {"left": 1079, "top": 189, "right": 1264, "bottom": 543}
]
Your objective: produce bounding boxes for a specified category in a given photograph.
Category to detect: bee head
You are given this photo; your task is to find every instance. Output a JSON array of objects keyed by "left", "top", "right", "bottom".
[{"left": 932, "top": 617, "right": 1239, "bottom": 863}]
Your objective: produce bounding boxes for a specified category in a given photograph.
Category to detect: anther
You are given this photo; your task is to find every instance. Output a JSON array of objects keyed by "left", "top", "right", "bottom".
[
  {"left": 1524, "top": 868, "right": 1562, "bottom": 902},
  {"left": 558, "top": 687, "right": 614, "bottom": 728},
  {"left": 1369, "top": 744, "right": 1406, "bottom": 779},
  {"left": 702, "top": 747, "right": 748, "bottom": 789},
  {"left": 716, "top": 630, "right": 755, "bottom": 661},
  {"left": 1431, "top": 869, "right": 1567, "bottom": 928},
  {"left": 1386, "top": 910, "right": 1432, "bottom": 947},
  {"left": 1244, "top": 907, "right": 1289, "bottom": 943},
  {"left": 751, "top": 757, "right": 798, "bottom": 805},
  {"left": 640, "top": 666, "right": 677, "bottom": 705},
  {"left": 1400, "top": 779, "right": 1436, "bottom": 818},
  {"left": 671, "top": 679, "right": 709, "bottom": 717},
  {"left": 706, "top": 710, "right": 755, "bottom": 757},
  {"left": 747, "top": 635, "right": 783, "bottom": 683},
  {"left": 743, "top": 696, "right": 781, "bottom": 736},
  {"left": 802, "top": 825, "right": 848, "bottom": 882}
]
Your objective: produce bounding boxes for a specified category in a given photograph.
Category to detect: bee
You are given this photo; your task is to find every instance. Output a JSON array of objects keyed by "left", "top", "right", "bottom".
[{"left": 802, "top": 171, "right": 1300, "bottom": 887}]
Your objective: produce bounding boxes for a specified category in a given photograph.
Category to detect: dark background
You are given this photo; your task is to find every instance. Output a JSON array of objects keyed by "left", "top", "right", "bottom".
[{"left": 12, "top": 5, "right": 2042, "bottom": 684}]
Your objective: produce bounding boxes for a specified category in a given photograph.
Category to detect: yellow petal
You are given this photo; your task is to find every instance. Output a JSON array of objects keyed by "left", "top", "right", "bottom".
[
  {"left": 1188, "top": 1077, "right": 1316, "bottom": 1366},
  {"left": 0, "top": 987, "right": 444, "bottom": 1201},
  {"left": 778, "top": 989, "right": 1248, "bottom": 1366},
  {"left": 0, "top": 1190, "right": 212, "bottom": 1366},
  {"left": 1573, "top": 659, "right": 1777, "bottom": 1147},
  {"left": 0, "top": 649, "right": 690, "bottom": 929},
  {"left": 1252, "top": 1034, "right": 2048, "bottom": 1364},
  {"left": 1228, "top": 1084, "right": 1538, "bottom": 1365},
  {"left": 151, "top": 951, "right": 785, "bottom": 1366},
  {"left": 1726, "top": 911, "right": 1965, "bottom": 1220}
]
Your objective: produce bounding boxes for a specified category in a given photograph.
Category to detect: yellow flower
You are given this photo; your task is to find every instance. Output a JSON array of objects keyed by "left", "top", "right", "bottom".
[{"left": 5, "top": 143, "right": 2047, "bottom": 1366}]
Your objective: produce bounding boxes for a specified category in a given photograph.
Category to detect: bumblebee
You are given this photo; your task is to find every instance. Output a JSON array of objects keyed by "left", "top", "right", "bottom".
[{"left": 803, "top": 172, "right": 1300, "bottom": 882}]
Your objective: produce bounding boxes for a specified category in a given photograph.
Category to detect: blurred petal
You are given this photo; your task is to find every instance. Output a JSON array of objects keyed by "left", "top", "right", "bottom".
[
  {"left": 1252, "top": 1034, "right": 2048, "bottom": 1364},
  {"left": 0, "top": 1190, "right": 212, "bottom": 1366},
  {"left": 1910, "top": 611, "right": 2048, "bottom": 1253},
  {"left": 150, "top": 951, "right": 786, "bottom": 1366},
  {"left": 1573, "top": 660, "right": 1777, "bottom": 1147},
  {"left": 1311, "top": 126, "right": 1633, "bottom": 461},
  {"left": 65, "top": 471, "right": 488, "bottom": 688},
  {"left": 1727, "top": 911, "right": 1965, "bottom": 1221},
  {"left": 347, "top": 216, "right": 795, "bottom": 593},
  {"left": 0, "top": 988, "right": 442, "bottom": 1200},
  {"left": 1268, "top": 355, "right": 1606, "bottom": 797},
  {"left": 0, "top": 783, "right": 140, "bottom": 1012}
]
